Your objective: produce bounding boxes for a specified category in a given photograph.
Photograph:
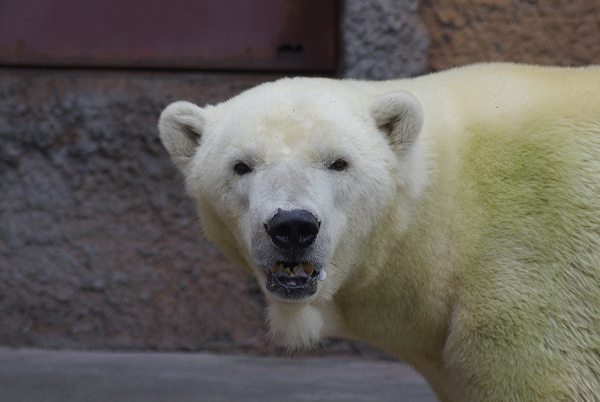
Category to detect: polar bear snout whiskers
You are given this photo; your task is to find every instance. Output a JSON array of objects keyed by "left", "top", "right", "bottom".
[{"left": 264, "top": 209, "right": 321, "bottom": 252}]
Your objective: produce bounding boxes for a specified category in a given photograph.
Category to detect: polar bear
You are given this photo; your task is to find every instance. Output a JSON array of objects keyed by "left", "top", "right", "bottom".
[{"left": 158, "top": 63, "right": 600, "bottom": 401}]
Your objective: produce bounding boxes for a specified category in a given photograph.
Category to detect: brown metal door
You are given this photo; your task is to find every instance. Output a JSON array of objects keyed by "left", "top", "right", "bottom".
[{"left": 0, "top": 0, "right": 339, "bottom": 71}]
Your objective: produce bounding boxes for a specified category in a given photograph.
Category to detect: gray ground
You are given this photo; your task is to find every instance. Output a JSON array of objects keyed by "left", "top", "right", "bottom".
[{"left": 0, "top": 347, "right": 438, "bottom": 401}]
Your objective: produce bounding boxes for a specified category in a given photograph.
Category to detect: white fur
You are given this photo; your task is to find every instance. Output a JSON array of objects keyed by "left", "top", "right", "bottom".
[
  {"left": 159, "top": 63, "right": 600, "bottom": 401},
  {"left": 159, "top": 79, "right": 427, "bottom": 346}
]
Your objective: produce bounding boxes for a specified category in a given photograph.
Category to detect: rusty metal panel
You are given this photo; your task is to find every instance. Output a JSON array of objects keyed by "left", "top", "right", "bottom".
[{"left": 0, "top": 0, "right": 339, "bottom": 71}]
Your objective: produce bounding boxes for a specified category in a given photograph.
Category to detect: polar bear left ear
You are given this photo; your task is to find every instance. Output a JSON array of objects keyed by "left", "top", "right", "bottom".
[
  {"left": 370, "top": 91, "right": 424, "bottom": 154},
  {"left": 158, "top": 101, "right": 205, "bottom": 173}
]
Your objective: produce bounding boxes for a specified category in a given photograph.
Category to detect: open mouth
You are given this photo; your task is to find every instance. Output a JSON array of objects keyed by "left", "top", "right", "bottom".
[{"left": 265, "top": 262, "right": 322, "bottom": 299}]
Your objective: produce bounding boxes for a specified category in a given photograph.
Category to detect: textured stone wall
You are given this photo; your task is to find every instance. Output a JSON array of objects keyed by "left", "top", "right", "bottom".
[
  {"left": 420, "top": 0, "right": 600, "bottom": 72},
  {"left": 0, "top": 71, "right": 279, "bottom": 352},
  {"left": 341, "top": 0, "right": 429, "bottom": 79}
]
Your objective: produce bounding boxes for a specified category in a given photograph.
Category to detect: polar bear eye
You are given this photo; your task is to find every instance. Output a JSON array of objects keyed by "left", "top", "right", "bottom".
[
  {"left": 234, "top": 162, "right": 253, "bottom": 175},
  {"left": 329, "top": 159, "right": 348, "bottom": 171}
]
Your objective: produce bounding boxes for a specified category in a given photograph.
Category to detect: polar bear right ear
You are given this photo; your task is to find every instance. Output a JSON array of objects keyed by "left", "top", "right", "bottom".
[
  {"left": 158, "top": 101, "right": 206, "bottom": 173},
  {"left": 370, "top": 91, "right": 424, "bottom": 155}
]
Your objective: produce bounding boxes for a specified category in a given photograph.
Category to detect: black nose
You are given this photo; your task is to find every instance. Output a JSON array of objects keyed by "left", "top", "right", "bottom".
[{"left": 265, "top": 209, "right": 320, "bottom": 250}]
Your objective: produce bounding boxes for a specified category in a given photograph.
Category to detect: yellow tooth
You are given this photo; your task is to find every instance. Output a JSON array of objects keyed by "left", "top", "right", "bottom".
[
  {"left": 293, "top": 264, "right": 301, "bottom": 274},
  {"left": 304, "top": 262, "right": 314, "bottom": 275},
  {"left": 270, "top": 265, "right": 278, "bottom": 274},
  {"left": 285, "top": 267, "right": 293, "bottom": 276}
]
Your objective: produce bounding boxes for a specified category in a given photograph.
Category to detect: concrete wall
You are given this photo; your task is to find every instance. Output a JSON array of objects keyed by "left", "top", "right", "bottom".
[
  {"left": 420, "top": 0, "right": 600, "bottom": 71},
  {"left": 2, "top": 0, "right": 600, "bottom": 355},
  {"left": 0, "top": 72, "right": 280, "bottom": 353},
  {"left": 341, "top": 0, "right": 428, "bottom": 79}
]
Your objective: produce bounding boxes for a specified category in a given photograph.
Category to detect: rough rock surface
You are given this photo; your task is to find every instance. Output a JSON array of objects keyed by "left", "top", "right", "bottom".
[
  {"left": 342, "top": 0, "right": 429, "bottom": 79},
  {"left": 420, "top": 0, "right": 600, "bottom": 72},
  {"left": 0, "top": 71, "right": 274, "bottom": 352}
]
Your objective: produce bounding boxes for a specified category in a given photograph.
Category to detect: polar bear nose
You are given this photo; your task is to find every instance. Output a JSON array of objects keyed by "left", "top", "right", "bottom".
[{"left": 265, "top": 209, "right": 320, "bottom": 250}]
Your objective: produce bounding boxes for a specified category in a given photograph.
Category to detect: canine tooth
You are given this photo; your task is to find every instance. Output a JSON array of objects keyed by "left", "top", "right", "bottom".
[
  {"left": 270, "top": 265, "right": 278, "bottom": 274},
  {"left": 304, "top": 262, "right": 314, "bottom": 275},
  {"left": 318, "top": 270, "right": 327, "bottom": 281}
]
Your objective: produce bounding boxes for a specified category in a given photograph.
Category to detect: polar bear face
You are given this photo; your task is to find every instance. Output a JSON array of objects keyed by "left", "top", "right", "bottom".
[{"left": 159, "top": 79, "right": 425, "bottom": 304}]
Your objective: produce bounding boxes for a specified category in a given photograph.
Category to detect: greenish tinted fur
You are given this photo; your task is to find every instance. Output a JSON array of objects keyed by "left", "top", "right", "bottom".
[
  {"left": 461, "top": 116, "right": 600, "bottom": 289},
  {"left": 336, "top": 114, "right": 600, "bottom": 397},
  {"left": 451, "top": 116, "right": 600, "bottom": 397}
]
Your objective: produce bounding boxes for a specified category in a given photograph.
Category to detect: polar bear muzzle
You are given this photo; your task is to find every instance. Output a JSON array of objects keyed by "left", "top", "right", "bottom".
[{"left": 263, "top": 209, "right": 323, "bottom": 299}]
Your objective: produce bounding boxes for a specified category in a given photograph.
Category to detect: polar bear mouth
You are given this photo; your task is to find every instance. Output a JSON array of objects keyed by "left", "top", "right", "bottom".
[{"left": 265, "top": 262, "right": 320, "bottom": 299}]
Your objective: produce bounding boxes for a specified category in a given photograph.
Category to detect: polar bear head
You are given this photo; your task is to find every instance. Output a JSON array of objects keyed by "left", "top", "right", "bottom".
[{"left": 159, "top": 78, "right": 425, "bottom": 314}]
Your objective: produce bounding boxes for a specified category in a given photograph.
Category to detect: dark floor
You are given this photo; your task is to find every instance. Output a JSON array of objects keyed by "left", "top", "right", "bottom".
[{"left": 0, "top": 347, "right": 438, "bottom": 402}]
